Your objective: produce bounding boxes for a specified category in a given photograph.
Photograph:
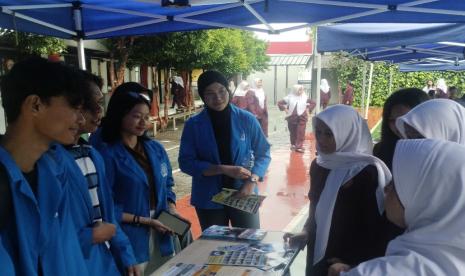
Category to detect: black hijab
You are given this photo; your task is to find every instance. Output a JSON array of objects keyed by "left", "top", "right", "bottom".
[{"left": 198, "top": 71, "right": 234, "bottom": 188}]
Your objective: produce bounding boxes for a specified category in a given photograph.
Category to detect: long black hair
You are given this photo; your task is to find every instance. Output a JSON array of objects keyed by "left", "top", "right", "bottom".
[
  {"left": 374, "top": 88, "right": 429, "bottom": 169},
  {"left": 100, "top": 91, "right": 151, "bottom": 144}
]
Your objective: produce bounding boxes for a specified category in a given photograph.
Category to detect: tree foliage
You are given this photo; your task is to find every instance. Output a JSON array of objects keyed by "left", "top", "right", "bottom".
[
  {"left": 330, "top": 52, "right": 465, "bottom": 107},
  {"left": 0, "top": 31, "right": 66, "bottom": 55},
  {"left": 129, "top": 29, "right": 269, "bottom": 78}
]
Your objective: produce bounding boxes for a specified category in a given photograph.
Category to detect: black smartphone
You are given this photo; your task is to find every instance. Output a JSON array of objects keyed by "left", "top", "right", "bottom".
[{"left": 157, "top": 210, "right": 191, "bottom": 236}]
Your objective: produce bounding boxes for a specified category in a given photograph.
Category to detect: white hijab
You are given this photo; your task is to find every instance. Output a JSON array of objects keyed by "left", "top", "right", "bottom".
[
  {"left": 313, "top": 105, "right": 392, "bottom": 264},
  {"left": 396, "top": 99, "right": 465, "bottom": 144},
  {"left": 253, "top": 78, "right": 266, "bottom": 109},
  {"left": 234, "top": 81, "right": 249, "bottom": 97},
  {"left": 320, "top": 78, "right": 330, "bottom": 93},
  {"left": 284, "top": 84, "right": 308, "bottom": 116},
  {"left": 436, "top": 78, "right": 447, "bottom": 93},
  {"left": 173, "top": 76, "right": 184, "bottom": 88},
  {"left": 344, "top": 139, "right": 465, "bottom": 276}
]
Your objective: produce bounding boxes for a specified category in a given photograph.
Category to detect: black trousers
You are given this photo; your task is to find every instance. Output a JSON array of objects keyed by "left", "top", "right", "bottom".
[{"left": 195, "top": 206, "right": 260, "bottom": 231}]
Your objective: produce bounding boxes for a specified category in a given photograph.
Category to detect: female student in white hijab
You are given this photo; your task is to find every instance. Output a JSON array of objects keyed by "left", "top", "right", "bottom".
[
  {"left": 329, "top": 139, "right": 465, "bottom": 276},
  {"left": 283, "top": 105, "right": 392, "bottom": 276},
  {"left": 277, "top": 84, "right": 316, "bottom": 153},
  {"left": 231, "top": 79, "right": 269, "bottom": 136},
  {"left": 230, "top": 80, "right": 251, "bottom": 110},
  {"left": 436, "top": 78, "right": 449, "bottom": 99},
  {"left": 395, "top": 99, "right": 465, "bottom": 143},
  {"left": 250, "top": 78, "right": 269, "bottom": 136},
  {"left": 320, "top": 78, "right": 331, "bottom": 109}
]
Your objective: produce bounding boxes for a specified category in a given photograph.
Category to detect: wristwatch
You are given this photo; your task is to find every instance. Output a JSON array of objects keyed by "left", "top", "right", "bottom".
[{"left": 248, "top": 176, "right": 259, "bottom": 184}]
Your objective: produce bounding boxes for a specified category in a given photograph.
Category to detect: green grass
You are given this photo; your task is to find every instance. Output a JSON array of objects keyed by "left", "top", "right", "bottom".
[{"left": 371, "top": 119, "right": 382, "bottom": 142}]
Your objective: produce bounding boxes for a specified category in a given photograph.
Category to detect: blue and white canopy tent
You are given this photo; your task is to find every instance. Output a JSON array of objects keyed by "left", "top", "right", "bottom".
[
  {"left": 317, "top": 22, "right": 465, "bottom": 116},
  {"left": 0, "top": 0, "right": 465, "bottom": 68},
  {"left": 1, "top": 0, "right": 465, "bottom": 112}
]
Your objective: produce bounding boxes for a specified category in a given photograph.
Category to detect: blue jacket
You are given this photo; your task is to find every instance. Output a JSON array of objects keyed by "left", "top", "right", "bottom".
[
  {"left": 0, "top": 239, "right": 14, "bottom": 275},
  {"left": 96, "top": 139, "right": 176, "bottom": 262},
  {"left": 52, "top": 144, "right": 137, "bottom": 274},
  {"left": 179, "top": 104, "right": 271, "bottom": 209},
  {"left": 0, "top": 145, "right": 89, "bottom": 276}
]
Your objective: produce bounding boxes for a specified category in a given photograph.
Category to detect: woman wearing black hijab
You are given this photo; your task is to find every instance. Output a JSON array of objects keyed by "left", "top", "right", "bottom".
[{"left": 179, "top": 71, "right": 271, "bottom": 231}]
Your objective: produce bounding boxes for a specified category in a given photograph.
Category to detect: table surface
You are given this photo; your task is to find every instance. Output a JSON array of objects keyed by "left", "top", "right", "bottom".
[{"left": 153, "top": 231, "right": 296, "bottom": 276}]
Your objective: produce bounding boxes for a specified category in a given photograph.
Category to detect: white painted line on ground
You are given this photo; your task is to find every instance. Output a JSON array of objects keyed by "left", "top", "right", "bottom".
[
  {"left": 166, "top": 145, "right": 180, "bottom": 151},
  {"left": 283, "top": 202, "right": 310, "bottom": 233}
]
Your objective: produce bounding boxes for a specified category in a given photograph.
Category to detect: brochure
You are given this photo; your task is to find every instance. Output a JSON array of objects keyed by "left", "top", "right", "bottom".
[
  {"left": 211, "top": 188, "right": 266, "bottom": 214},
  {"left": 201, "top": 225, "right": 267, "bottom": 241},
  {"left": 207, "top": 250, "right": 268, "bottom": 267}
]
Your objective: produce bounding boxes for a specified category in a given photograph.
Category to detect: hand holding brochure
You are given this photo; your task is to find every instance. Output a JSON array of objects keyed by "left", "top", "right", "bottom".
[{"left": 211, "top": 188, "right": 266, "bottom": 214}]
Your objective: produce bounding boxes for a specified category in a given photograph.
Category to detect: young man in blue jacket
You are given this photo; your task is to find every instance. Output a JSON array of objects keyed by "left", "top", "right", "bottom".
[
  {"left": 56, "top": 70, "right": 139, "bottom": 275},
  {"left": 0, "top": 57, "right": 89, "bottom": 275}
]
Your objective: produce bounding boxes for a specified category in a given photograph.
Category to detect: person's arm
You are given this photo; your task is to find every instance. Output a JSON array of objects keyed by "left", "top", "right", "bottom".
[
  {"left": 161, "top": 147, "right": 176, "bottom": 204},
  {"left": 178, "top": 120, "right": 214, "bottom": 178},
  {"left": 307, "top": 99, "right": 316, "bottom": 113},
  {"left": 179, "top": 120, "right": 251, "bottom": 180},
  {"left": 92, "top": 152, "right": 138, "bottom": 269},
  {"left": 121, "top": 213, "right": 173, "bottom": 235}
]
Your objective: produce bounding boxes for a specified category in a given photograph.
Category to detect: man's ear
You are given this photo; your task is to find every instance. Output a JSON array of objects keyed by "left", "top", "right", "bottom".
[{"left": 23, "top": 95, "right": 43, "bottom": 115}]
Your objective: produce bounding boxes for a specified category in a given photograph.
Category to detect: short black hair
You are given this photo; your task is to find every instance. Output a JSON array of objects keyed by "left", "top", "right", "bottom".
[
  {"left": 101, "top": 91, "right": 151, "bottom": 144},
  {"left": 77, "top": 70, "right": 103, "bottom": 112},
  {"left": 381, "top": 88, "right": 430, "bottom": 144},
  {"left": 113, "top": 82, "right": 152, "bottom": 103},
  {"left": 375, "top": 88, "right": 429, "bottom": 169},
  {"left": 0, "top": 57, "right": 84, "bottom": 123}
]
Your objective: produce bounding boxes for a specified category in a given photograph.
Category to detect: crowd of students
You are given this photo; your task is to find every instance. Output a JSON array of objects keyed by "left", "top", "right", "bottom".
[
  {"left": 2, "top": 56, "right": 465, "bottom": 276},
  {"left": 0, "top": 58, "right": 270, "bottom": 276},
  {"left": 284, "top": 87, "right": 465, "bottom": 276}
]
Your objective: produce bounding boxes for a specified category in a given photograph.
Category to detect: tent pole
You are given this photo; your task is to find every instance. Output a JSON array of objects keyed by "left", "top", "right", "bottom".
[
  {"left": 313, "top": 27, "right": 321, "bottom": 114},
  {"left": 389, "top": 65, "right": 393, "bottom": 94},
  {"left": 361, "top": 63, "right": 367, "bottom": 114},
  {"left": 316, "top": 52, "right": 322, "bottom": 114},
  {"left": 273, "top": 65, "right": 278, "bottom": 105},
  {"left": 77, "top": 39, "right": 86, "bottom": 70},
  {"left": 73, "top": 3, "right": 86, "bottom": 70},
  {"left": 285, "top": 65, "right": 289, "bottom": 90},
  {"left": 364, "top": 62, "right": 374, "bottom": 119}
]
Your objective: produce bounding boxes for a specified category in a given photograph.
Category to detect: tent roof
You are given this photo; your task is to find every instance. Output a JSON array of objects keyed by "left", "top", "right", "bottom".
[
  {"left": 399, "top": 63, "right": 465, "bottom": 72},
  {"left": 2, "top": 1, "right": 465, "bottom": 40},
  {"left": 317, "top": 23, "right": 465, "bottom": 66}
]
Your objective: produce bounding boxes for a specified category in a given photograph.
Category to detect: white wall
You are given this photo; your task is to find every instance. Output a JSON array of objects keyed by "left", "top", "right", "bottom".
[{"left": 247, "top": 65, "right": 309, "bottom": 106}]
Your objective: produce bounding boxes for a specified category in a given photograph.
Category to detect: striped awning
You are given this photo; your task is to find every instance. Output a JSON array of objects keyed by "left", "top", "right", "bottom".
[{"left": 268, "top": 55, "right": 312, "bottom": 66}]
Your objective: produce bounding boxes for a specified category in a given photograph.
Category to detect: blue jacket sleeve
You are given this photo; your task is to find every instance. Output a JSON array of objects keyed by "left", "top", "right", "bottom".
[
  {"left": 77, "top": 227, "right": 94, "bottom": 258},
  {"left": 94, "top": 150, "right": 137, "bottom": 268},
  {"left": 162, "top": 148, "right": 176, "bottom": 204},
  {"left": 178, "top": 119, "right": 212, "bottom": 178},
  {"left": 100, "top": 150, "right": 124, "bottom": 223},
  {"left": 249, "top": 116, "right": 271, "bottom": 179}
]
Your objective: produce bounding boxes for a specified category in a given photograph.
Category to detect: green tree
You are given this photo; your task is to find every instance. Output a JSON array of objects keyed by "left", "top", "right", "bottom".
[{"left": 0, "top": 30, "right": 66, "bottom": 57}]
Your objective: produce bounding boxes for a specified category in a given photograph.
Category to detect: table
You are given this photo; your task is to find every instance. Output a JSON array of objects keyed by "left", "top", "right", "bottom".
[{"left": 153, "top": 231, "right": 298, "bottom": 276}]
